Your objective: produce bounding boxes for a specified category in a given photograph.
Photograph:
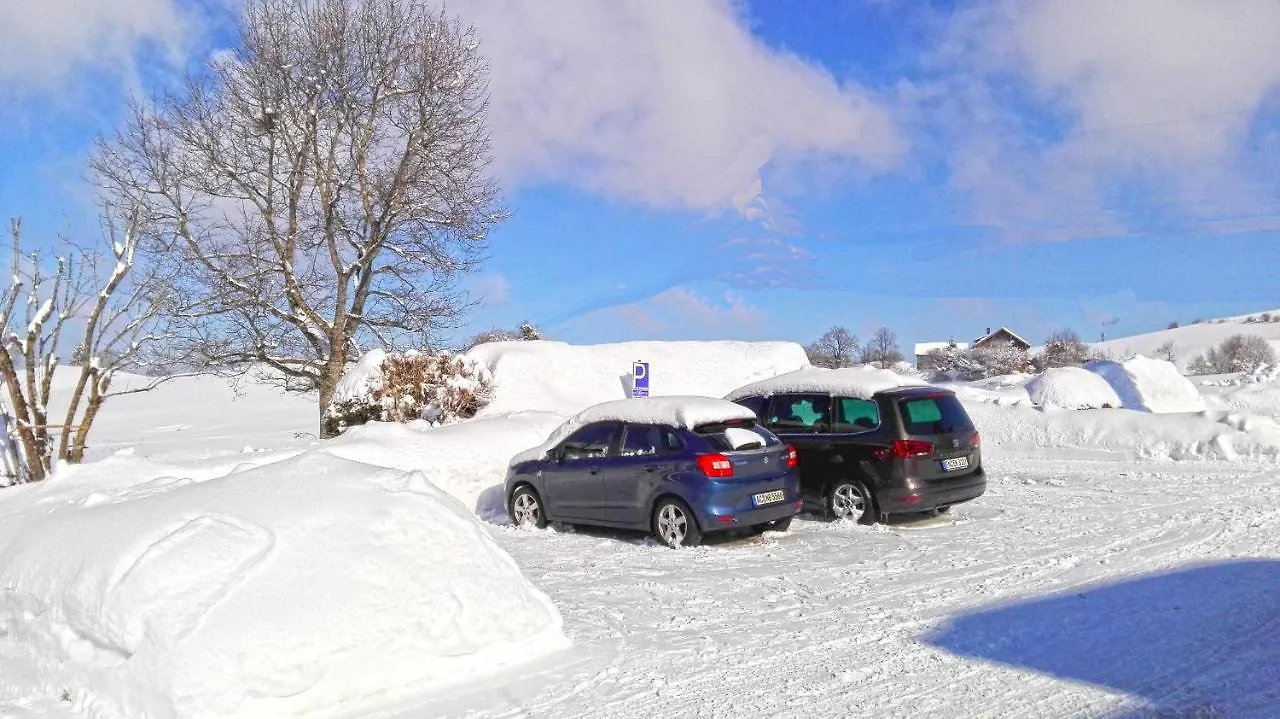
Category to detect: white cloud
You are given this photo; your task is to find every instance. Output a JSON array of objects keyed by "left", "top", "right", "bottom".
[
  {"left": 609, "top": 287, "right": 765, "bottom": 337},
  {"left": 455, "top": 0, "right": 904, "bottom": 215},
  {"left": 924, "top": 0, "right": 1280, "bottom": 239},
  {"left": 0, "top": 0, "right": 197, "bottom": 91}
]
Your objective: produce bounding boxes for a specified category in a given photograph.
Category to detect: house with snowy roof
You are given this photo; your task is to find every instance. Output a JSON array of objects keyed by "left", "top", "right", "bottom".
[{"left": 914, "top": 327, "right": 1031, "bottom": 371}]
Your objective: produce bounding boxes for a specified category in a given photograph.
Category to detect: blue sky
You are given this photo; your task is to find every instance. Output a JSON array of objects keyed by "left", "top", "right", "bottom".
[{"left": 2, "top": 0, "right": 1278, "bottom": 356}]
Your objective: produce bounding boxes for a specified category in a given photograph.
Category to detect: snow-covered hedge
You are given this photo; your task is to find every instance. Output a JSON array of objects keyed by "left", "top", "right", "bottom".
[{"left": 324, "top": 349, "right": 493, "bottom": 435}]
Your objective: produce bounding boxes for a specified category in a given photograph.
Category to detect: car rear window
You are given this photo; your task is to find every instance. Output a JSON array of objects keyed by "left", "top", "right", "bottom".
[
  {"left": 695, "top": 421, "right": 779, "bottom": 451},
  {"left": 899, "top": 395, "right": 974, "bottom": 435}
]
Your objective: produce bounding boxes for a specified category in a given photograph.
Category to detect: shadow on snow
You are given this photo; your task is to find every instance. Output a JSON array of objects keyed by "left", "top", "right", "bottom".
[{"left": 924, "top": 559, "right": 1280, "bottom": 718}]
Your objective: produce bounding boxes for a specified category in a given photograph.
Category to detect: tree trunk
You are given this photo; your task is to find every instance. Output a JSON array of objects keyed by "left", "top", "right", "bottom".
[
  {"left": 0, "top": 355, "right": 45, "bottom": 482},
  {"left": 317, "top": 358, "right": 344, "bottom": 439}
]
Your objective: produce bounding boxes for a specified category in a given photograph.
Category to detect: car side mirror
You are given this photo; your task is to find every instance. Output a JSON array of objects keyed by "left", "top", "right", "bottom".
[{"left": 546, "top": 447, "right": 562, "bottom": 463}]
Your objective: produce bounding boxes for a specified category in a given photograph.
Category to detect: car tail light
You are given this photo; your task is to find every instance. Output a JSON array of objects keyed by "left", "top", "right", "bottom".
[
  {"left": 697, "top": 453, "right": 734, "bottom": 478},
  {"left": 972, "top": 432, "right": 981, "bottom": 448},
  {"left": 888, "top": 439, "right": 934, "bottom": 459},
  {"left": 784, "top": 445, "right": 799, "bottom": 468}
]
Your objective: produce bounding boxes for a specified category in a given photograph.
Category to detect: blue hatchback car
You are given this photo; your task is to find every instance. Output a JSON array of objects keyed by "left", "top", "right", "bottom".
[{"left": 506, "top": 397, "right": 802, "bottom": 548}]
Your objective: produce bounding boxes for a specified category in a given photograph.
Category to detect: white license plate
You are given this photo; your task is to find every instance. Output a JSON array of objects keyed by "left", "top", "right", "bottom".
[
  {"left": 940, "top": 456, "right": 970, "bottom": 472},
  {"left": 752, "top": 490, "right": 785, "bottom": 506}
]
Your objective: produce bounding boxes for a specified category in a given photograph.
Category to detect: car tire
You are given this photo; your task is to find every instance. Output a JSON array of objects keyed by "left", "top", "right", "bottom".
[
  {"left": 827, "top": 480, "right": 876, "bottom": 525},
  {"left": 652, "top": 498, "right": 702, "bottom": 549},
  {"left": 509, "top": 485, "right": 548, "bottom": 529}
]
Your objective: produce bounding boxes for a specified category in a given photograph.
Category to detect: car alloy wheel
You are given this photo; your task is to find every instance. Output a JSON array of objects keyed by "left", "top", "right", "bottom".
[
  {"left": 510, "top": 487, "right": 546, "bottom": 529},
  {"left": 657, "top": 503, "right": 688, "bottom": 547},
  {"left": 829, "top": 481, "right": 875, "bottom": 525}
]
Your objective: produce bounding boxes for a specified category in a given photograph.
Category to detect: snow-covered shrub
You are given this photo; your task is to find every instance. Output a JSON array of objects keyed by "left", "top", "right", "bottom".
[
  {"left": 1188, "top": 334, "right": 1277, "bottom": 376},
  {"left": 466, "top": 321, "right": 544, "bottom": 350},
  {"left": 325, "top": 350, "right": 493, "bottom": 435},
  {"left": 1026, "top": 367, "right": 1121, "bottom": 410}
]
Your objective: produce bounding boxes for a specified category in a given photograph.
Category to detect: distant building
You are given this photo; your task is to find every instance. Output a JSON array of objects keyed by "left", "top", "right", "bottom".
[
  {"left": 914, "top": 340, "right": 969, "bottom": 371},
  {"left": 914, "top": 327, "right": 1032, "bottom": 372}
]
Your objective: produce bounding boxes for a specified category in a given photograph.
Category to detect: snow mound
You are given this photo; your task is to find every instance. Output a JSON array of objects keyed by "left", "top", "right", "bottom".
[
  {"left": 1026, "top": 367, "right": 1122, "bottom": 410},
  {"left": 511, "top": 397, "right": 756, "bottom": 466},
  {"left": 0, "top": 450, "right": 566, "bottom": 717},
  {"left": 326, "top": 412, "right": 566, "bottom": 519},
  {"left": 468, "top": 340, "right": 807, "bottom": 416},
  {"left": 723, "top": 365, "right": 926, "bottom": 402},
  {"left": 1085, "top": 356, "right": 1206, "bottom": 413}
]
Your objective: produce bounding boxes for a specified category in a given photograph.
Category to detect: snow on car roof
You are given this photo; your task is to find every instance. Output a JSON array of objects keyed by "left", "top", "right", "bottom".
[
  {"left": 509, "top": 396, "right": 756, "bottom": 466},
  {"left": 724, "top": 366, "right": 927, "bottom": 402}
]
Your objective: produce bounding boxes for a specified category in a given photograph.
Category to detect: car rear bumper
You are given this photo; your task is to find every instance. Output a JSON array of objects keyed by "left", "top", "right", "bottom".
[
  {"left": 878, "top": 469, "right": 987, "bottom": 514},
  {"left": 690, "top": 472, "right": 802, "bottom": 531}
]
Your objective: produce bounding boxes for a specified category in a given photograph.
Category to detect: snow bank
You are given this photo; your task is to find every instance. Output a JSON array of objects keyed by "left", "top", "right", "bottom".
[
  {"left": 326, "top": 411, "right": 565, "bottom": 519},
  {"left": 967, "top": 403, "right": 1280, "bottom": 463},
  {"left": 723, "top": 365, "right": 926, "bottom": 402},
  {"left": 1085, "top": 356, "right": 1206, "bottom": 413},
  {"left": 0, "top": 450, "right": 566, "bottom": 717},
  {"left": 1026, "top": 367, "right": 1122, "bottom": 410},
  {"left": 510, "top": 397, "right": 756, "bottom": 467},
  {"left": 468, "top": 340, "right": 807, "bottom": 416}
]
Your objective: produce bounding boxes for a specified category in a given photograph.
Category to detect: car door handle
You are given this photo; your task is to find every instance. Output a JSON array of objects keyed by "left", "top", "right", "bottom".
[
  {"left": 588, "top": 468, "right": 602, "bottom": 475},
  {"left": 643, "top": 464, "right": 659, "bottom": 472}
]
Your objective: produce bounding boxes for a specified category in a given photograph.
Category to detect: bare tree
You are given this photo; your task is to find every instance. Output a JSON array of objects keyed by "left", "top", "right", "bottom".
[
  {"left": 859, "top": 327, "right": 903, "bottom": 369},
  {"left": 1036, "top": 328, "right": 1090, "bottom": 369},
  {"left": 805, "top": 326, "right": 859, "bottom": 368},
  {"left": 1155, "top": 340, "right": 1177, "bottom": 364},
  {"left": 0, "top": 206, "right": 175, "bottom": 482},
  {"left": 92, "top": 0, "right": 505, "bottom": 436}
]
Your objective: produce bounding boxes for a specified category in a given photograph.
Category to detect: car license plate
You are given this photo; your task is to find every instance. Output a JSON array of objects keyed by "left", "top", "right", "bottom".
[
  {"left": 940, "top": 456, "right": 970, "bottom": 472},
  {"left": 752, "top": 490, "right": 785, "bottom": 506}
]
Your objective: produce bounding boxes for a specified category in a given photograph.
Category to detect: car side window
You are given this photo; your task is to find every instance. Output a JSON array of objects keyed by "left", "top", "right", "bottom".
[
  {"left": 765, "top": 394, "right": 831, "bottom": 432},
  {"left": 663, "top": 429, "right": 685, "bottom": 453},
  {"left": 620, "top": 424, "right": 664, "bottom": 457},
  {"left": 560, "top": 423, "right": 619, "bottom": 461},
  {"left": 833, "top": 397, "right": 881, "bottom": 433}
]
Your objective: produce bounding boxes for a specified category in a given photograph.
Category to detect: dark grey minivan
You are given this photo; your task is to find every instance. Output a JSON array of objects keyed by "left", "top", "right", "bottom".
[{"left": 727, "top": 383, "right": 985, "bottom": 524}]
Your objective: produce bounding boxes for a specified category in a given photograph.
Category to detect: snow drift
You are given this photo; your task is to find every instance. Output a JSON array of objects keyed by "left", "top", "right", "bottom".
[
  {"left": 1085, "top": 356, "right": 1206, "bottom": 414},
  {"left": 1026, "top": 367, "right": 1122, "bottom": 410},
  {"left": 0, "top": 450, "right": 566, "bottom": 718},
  {"left": 467, "top": 340, "right": 807, "bottom": 416},
  {"left": 969, "top": 403, "right": 1280, "bottom": 462}
]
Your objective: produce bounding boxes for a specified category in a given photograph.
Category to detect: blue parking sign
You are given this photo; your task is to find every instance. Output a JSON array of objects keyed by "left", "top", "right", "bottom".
[{"left": 632, "top": 361, "right": 649, "bottom": 398}]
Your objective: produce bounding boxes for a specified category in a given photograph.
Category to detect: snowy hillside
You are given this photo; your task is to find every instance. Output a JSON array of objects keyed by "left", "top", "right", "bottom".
[
  {"left": 2, "top": 339, "right": 1279, "bottom": 718},
  {"left": 1092, "top": 309, "right": 1280, "bottom": 370}
]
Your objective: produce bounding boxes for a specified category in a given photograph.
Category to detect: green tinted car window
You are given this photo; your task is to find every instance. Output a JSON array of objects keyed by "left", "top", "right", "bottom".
[{"left": 904, "top": 399, "right": 943, "bottom": 424}]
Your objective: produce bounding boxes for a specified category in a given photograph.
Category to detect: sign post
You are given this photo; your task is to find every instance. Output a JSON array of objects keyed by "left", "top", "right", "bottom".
[{"left": 631, "top": 361, "right": 649, "bottom": 398}]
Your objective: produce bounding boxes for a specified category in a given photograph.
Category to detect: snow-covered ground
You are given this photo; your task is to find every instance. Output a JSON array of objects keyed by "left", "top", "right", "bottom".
[{"left": 2, "top": 338, "right": 1279, "bottom": 718}]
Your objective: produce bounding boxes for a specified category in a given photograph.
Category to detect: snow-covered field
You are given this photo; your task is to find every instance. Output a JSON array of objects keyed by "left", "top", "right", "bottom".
[{"left": 2, "top": 338, "right": 1279, "bottom": 718}]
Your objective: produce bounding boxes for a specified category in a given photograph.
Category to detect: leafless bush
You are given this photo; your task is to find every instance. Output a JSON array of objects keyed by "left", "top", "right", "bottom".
[
  {"left": 324, "top": 351, "right": 492, "bottom": 435},
  {"left": 859, "top": 327, "right": 903, "bottom": 369},
  {"left": 1187, "top": 334, "right": 1277, "bottom": 376}
]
